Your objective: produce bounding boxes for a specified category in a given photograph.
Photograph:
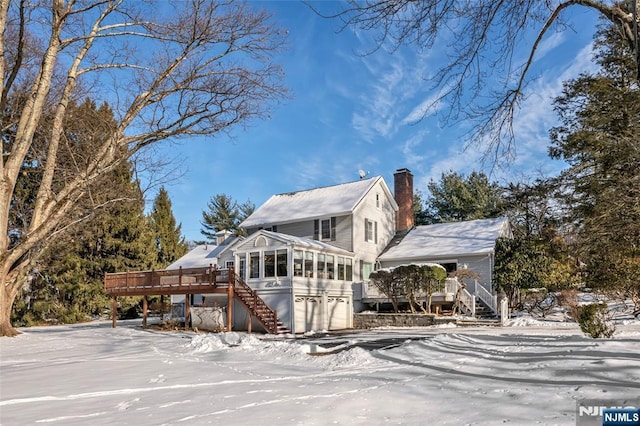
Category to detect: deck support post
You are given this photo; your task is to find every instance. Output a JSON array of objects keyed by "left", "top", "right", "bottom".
[
  {"left": 247, "top": 313, "right": 252, "bottom": 334},
  {"left": 227, "top": 276, "right": 233, "bottom": 332},
  {"left": 142, "top": 296, "right": 148, "bottom": 328},
  {"left": 185, "top": 294, "right": 190, "bottom": 330},
  {"left": 111, "top": 296, "right": 117, "bottom": 328}
]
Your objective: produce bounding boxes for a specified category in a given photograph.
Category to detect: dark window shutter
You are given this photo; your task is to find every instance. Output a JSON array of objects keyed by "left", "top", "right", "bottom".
[
  {"left": 364, "top": 218, "right": 367, "bottom": 241},
  {"left": 374, "top": 221, "right": 378, "bottom": 244},
  {"left": 331, "top": 217, "right": 336, "bottom": 241},
  {"left": 314, "top": 219, "right": 319, "bottom": 240}
]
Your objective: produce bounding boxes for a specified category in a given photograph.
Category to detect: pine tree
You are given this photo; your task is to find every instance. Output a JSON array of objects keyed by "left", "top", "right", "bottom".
[
  {"left": 150, "top": 187, "right": 188, "bottom": 268},
  {"left": 549, "top": 23, "right": 640, "bottom": 307},
  {"left": 423, "top": 171, "right": 504, "bottom": 223},
  {"left": 200, "top": 194, "right": 255, "bottom": 240},
  {"left": 11, "top": 100, "right": 157, "bottom": 325},
  {"left": 12, "top": 162, "right": 156, "bottom": 325}
]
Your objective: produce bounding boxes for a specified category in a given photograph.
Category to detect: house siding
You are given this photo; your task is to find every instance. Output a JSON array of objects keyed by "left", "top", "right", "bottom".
[
  {"left": 245, "top": 215, "right": 353, "bottom": 252},
  {"left": 379, "top": 253, "right": 493, "bottom": 286},
  {"left": 352, "top": 180, "right": 397, "bottom": 277}
]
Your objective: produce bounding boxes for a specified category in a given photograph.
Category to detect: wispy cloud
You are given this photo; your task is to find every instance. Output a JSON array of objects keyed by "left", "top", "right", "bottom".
[{"left": 401, "top": 87, "right": 448, "bottom": 125}]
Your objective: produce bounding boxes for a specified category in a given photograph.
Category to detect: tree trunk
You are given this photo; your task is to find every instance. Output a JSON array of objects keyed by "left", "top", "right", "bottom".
[{"left": 0, "top": 281, "right": 20, "bottom": 337}]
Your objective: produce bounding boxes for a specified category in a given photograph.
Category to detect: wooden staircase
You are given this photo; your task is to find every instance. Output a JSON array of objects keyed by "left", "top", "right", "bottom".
[{"left": 231, "top": 273, "right": 291, "bottom": 334}]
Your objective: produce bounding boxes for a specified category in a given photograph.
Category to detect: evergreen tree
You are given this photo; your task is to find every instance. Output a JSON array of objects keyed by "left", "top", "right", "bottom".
[
  {"left": 12, "top": 162, "right": 156, "bottom": 325},
  {"left": 150, "top": 187, "right": 188, "bottom": 268},
  {"left": 413, "top": 190, "right": 430, "bottom": 226},
  {"left": 423, "top": 171, "right": 504, "bottom": 223},
  {"left": 502, "top": 179, "right": 560, "bottom": 239},
  {"left": 10, "top": 99, "right": 157, "bottom": 325},
  {"left": 200, "top": 194, "right": 255, "bottom": 240},
  {"left": 549, "top": 22, "right": 640, "bottom": 307}
]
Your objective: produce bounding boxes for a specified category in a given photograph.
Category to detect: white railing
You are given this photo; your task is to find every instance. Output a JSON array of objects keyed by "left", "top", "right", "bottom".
[
  {"left": 445, "top": 278, "right": 475, "bottom": 316},
  {"left": 362, "top": 281, "right": 383, "bottom": 299},
  {"left": 474, "top": 280, "right": 497, "bottom": 315}
]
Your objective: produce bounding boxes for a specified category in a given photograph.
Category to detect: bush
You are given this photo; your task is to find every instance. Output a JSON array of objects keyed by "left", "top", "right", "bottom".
[
  {"left": 521, "top": 288, "right": 558, "bottom": 318},
  {"left": 577, "top": 303, "right": 615, "bottom": 338},
  {"left": 557, "top": 289, "right": 580, "bottom": 321}
]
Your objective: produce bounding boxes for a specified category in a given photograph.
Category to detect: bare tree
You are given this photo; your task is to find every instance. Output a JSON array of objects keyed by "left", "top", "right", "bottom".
[
  {"left": 313, "top": 0, "right": 639, "bottom": 161},
  {"left": 0, "top": 0, "right": 287, "bottom": 336}
]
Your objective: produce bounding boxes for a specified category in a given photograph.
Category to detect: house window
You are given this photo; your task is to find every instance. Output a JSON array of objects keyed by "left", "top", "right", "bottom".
[
  {"left": 376, "top": 193, "right": 380, "bottom": 208},
  {"left": 317, "top": 253, "right": 326, "bottom": 279},
  {"left": 294, "top": 250, "right": 303, "bottom": 277},
  {"left": 225, "top": 260, "right": 234, "bottom": 269},
  {"left": 264, "top": 251, "right": 275, "bottom": 277},
  {"left": 304, "top": 251, "right": 314, "bottom": 278},
  {"left": 440, "top": 262, "right": 457, "bottom": 274},
  {"left": 361, "top": 261, "right": 373, "bottom": 281},
  {"left": 250, "top": 252, "right": 260, "bottom": 278},
  {"left": 346, "top": 258, "right": 353, "bottom": 281},
  {"left": 326, "top": 255, "right": 335, "bottom": 279},
  {"left": 314, "top": 217, "right": 336, "bottom": 241},
  {"left": 276, "top": 249, "right": 287, "bottom": 277},
  {"left": 337, "top": 257, "right": 345, "bottom": 280},
  {"left": 364, "top": 219, "right": 377, "bottom": 243},
  {"left": 239, "top": 257, "right": 246, "bottom": 280},
  {"left": 321, "top": 219, "right": 331, "bottom": 240}
]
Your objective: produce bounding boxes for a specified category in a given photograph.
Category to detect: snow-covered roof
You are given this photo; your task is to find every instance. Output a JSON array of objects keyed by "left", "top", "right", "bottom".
[
  {"left": 236, "top": 230, "right": 354, "bottom": 256},
  {"left": 167, "top": 238, "right": 240, "bottom": 269},
  {"left": 378, "top": 217, "right": 510, "bottom": 261},
  {"left": 240, "top": 176, "right": 397, "bottom": 228}
]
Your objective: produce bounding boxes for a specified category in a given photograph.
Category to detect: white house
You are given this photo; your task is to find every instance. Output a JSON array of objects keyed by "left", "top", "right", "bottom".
[{"left": 166, "top": 168, "right": 509, "bottom": 333}]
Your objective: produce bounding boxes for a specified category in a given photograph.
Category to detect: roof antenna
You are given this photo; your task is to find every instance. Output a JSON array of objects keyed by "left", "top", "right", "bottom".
[{"left": 358, "top": 169, "right": 369, "bottom": 179}]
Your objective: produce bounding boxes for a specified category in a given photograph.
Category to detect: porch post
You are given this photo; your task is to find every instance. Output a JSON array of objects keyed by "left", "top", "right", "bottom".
[
  {"left": 142, "top": 295, "right": 148, "bottom": 328},
  {"left": 227, "top": 272, "right": 233, "bottom": 332},
  {"left": 111, "top": 296, "right": 117, "bottom": 328},
  {"left": 185, "top": 294, "right": 191, "bottom": 330}
]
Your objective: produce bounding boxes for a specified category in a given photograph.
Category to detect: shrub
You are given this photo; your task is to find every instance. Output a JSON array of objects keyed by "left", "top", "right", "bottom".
[
  {"left": 557, "top": 289, "right": 580, "bottom": 321},
  {"left": 521, "top": 288, "right": 558, "bottom": 318},
  {"left": 577, "top": 303, "right": 615, "bottom": 338}
]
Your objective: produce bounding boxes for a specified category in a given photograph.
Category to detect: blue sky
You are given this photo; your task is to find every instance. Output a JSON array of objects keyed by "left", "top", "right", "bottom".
[{"left": 156, "top": 1, "right": 601, "bottom": 242}]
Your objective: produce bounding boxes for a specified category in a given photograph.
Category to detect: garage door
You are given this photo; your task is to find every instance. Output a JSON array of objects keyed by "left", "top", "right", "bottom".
[
  {"left": 294, "top": 296, "right": 322, "bottom": 333},
  {"left": 327, "top": 296, "right": 350, "bottom": 330}
]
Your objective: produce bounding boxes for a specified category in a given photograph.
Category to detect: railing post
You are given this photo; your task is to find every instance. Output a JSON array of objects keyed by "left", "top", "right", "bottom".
[
  {"left": 179, "top": 266, "right": 183, "bottom": 286},
  {"left": 500, "top": 297, "right": 509, "bottom": 326}
]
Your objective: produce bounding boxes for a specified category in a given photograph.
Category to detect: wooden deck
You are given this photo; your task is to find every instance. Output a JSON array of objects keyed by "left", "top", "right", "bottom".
[
  {"left": 104, "top": 266, "right": 283, "bottom": 334},
  {"left": 104, "top": 266, "right": 230, "bottom": 297}
]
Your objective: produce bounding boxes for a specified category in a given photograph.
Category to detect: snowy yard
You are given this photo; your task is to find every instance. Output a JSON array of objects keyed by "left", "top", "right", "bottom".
[{"left": 1, "top": 318, "right": 639, "bottom": 425}]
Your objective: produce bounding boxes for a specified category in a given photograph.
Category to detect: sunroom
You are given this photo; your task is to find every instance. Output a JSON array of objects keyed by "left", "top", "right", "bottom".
[{"left": 233, "top": 230, "right": 356, "bottom": 332}]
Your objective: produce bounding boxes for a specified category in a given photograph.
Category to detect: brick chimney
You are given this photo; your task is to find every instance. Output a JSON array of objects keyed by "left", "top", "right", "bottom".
[{"left": 394, "top": 168, "right": 414, "bottom": 233}]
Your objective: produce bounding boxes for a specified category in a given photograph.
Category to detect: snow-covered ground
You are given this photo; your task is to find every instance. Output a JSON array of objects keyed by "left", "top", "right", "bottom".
[{"left": 1, "top": 317, "right": 639, "bottom": 425}]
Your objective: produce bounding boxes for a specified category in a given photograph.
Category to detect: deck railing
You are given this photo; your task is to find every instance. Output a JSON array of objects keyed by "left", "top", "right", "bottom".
[{"left": 104, "top": 266, "right": 228, "bottom": 296}]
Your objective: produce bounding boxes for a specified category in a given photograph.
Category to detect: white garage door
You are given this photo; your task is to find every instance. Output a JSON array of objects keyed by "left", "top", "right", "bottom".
[
  {"left": 294, "top": 296, "right": 322, "bottom": 333},
  {"left": 328, "top": 296, "right": 350, "bottom": 330}
]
